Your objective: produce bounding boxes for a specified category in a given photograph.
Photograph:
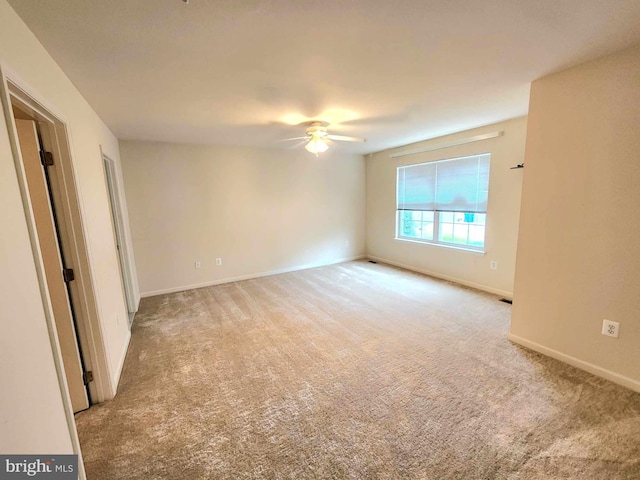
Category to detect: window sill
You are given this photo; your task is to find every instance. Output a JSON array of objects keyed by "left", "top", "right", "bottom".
[{"left": 394, "top": 237, "right": 486, "bottom": 255}]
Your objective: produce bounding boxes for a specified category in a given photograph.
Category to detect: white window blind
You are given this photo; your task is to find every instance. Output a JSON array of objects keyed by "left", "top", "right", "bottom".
[{"left": 397, "top": 153, "right": 491, "bottom": 213}]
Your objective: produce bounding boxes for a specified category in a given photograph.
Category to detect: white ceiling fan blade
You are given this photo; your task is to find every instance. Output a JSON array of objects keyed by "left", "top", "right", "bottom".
[
  {"left": 278, "top": 136, "right": 310, "bottom": 142},
  {"left": 326, "top": 134, "right": 366, "bottom": 143},
  {"left": 286, "top": 139, "right": 309, "bottom": 150}
]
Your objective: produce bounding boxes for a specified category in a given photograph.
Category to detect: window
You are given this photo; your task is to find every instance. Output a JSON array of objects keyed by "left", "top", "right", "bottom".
[{"left": 396, "top": 153, "right": 490, "bottom": 250}]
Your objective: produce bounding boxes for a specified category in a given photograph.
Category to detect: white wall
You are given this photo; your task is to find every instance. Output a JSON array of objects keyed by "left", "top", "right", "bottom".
[
  {"left": 511, "top": 45, "right": 640, "bottom": 391},
  {"left": 366, "top": 117, "right": 527, "bottom": 297},
  {"left": 0, "top": 0, "right": 133, "bottom": 452},
  {"left": 120, "top": 141, "right": 366, "bottom": 296}
]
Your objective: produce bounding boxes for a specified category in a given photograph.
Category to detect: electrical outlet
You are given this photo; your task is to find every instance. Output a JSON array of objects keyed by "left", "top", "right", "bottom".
[
  {"left": 195, "top": 260, "right": 201, "bottom": 269},
  {"left": 602, "top": 319, "right": 620, "bottom": 338},
  {"left": 490, "top": 260, "right": 498, "bottom": 270},
  {"left": 216, "top": 258, "right": 222, "bottom": 266},
  {"left": 345, "top": 240, "right": 350, "bottom": 248}
]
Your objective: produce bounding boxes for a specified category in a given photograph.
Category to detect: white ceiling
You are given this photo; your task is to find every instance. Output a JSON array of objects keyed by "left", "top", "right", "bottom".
[{"left": 8, "top": 0, "right": 640, "bottom": 154}]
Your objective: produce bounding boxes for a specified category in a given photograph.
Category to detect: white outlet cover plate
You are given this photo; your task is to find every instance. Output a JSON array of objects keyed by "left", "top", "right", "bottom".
[{"left": 602, "top": 319, "right": 620, "bottom": 338}]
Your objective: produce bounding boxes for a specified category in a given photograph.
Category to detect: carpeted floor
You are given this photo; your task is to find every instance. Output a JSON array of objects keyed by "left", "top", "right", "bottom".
[{"left": 75, "top": 261, "right": 640, "bottom": 479}]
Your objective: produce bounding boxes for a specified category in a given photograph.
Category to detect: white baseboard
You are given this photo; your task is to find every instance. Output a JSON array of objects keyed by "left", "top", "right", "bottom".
[
  {"left": 367, "top": 255, "right": 513, "bottom": 298},
  {"left": 508, "top": 333, "right": 640, "bottom": 393},
  {"left": 140, "top": 255, "right": 367, "bottom": 298}
]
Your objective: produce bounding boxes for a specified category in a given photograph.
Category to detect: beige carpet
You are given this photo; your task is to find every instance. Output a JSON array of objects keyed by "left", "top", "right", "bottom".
[{"left": 75, "top": 261, "right": 640, "bottom": 479}]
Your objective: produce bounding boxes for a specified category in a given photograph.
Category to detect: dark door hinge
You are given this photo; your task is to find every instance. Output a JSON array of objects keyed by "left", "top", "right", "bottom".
[
  {"left": 83, "top": 371, "right": 94, "bottom": 385},
  {"left": 62, "top": 268, "right": 75, "bottom": 283},
  {"left": 39, "top": 150, "right": 54, "bottom": 167}
]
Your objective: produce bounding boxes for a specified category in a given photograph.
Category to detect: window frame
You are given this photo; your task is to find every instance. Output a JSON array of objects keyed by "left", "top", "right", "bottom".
[
  {"left": 396, "top": 210, "right": 487, "bottom": 252},
  {"left": 395, "top": 153, "right": 491, "bottom": 253}
]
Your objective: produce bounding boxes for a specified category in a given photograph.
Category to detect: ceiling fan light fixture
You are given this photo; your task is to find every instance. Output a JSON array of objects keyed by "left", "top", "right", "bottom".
[
  {"left": 305, "top": 136, "right": 329, "bottom": 156},
  {"left": 280, "top": 120, "right": 363, "bottom": 154}
]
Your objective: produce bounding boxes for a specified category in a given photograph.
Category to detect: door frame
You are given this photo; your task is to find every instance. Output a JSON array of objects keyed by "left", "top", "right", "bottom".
[
  {"left": 103, "top": 153, "right": 137, "bottom": 325},
  {"left": 0, "top": 64, "right": 115, "bottom": 457}
]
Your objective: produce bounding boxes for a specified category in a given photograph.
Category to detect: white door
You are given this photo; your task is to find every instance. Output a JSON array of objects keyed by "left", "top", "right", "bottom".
[
  {"left": 104, "top": 156, "right": 136, "bottom": 324},
  {"left": 15, "top": 118, "right": 90, "bottom": 412}
]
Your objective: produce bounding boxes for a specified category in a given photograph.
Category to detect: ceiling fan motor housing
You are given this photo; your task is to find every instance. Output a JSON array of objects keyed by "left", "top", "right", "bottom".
[{"left": 306, "top": 122, "right": 328, "bottom": 138}]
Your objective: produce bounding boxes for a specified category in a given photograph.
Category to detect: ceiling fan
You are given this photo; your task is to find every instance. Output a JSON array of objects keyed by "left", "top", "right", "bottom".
[{"left": 281, "top": 121, "right": 366, "bottom": 156}]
